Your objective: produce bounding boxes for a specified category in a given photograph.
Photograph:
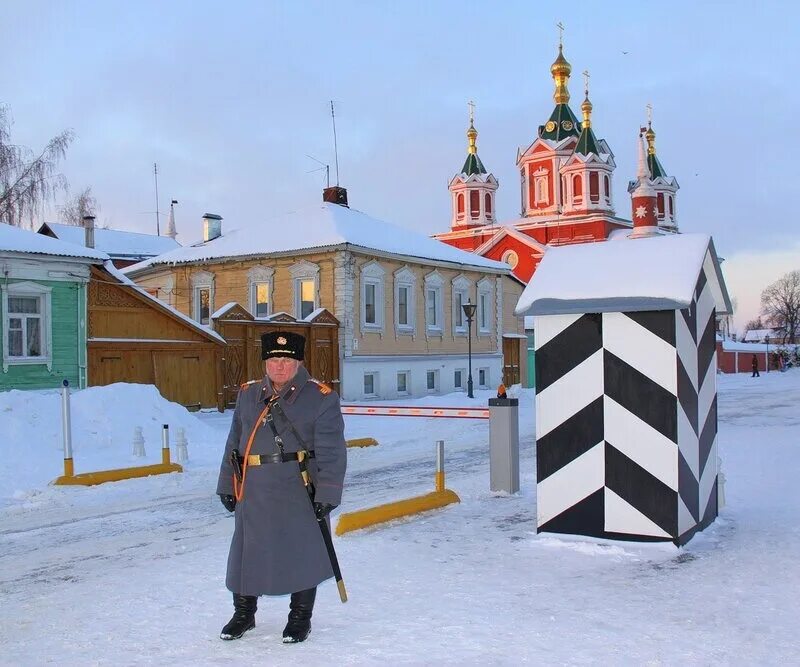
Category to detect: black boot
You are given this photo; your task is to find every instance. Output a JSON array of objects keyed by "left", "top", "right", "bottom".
[
  {"left": 282, "top": 587, "right": 316, "bottom": 644},
  {"left": 220, "top": 593, "right": 257, "bottom": 640}
]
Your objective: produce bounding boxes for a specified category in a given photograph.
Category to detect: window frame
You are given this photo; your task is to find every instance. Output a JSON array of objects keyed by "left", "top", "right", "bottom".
[
  {"left": 289, "top": 260, "right": 320, "bottom": 321},
  {"left": 478, "top": 367, "right": 489, "bottom": 389},
  {"left": 1, "top": 281, "right": 53, "bottom": 371},
  {"left": 454, "top": 368, "right": 465, "bottom": 391},
  {"left": 424, "top": 271, "right": 444, "bottom": 335},
  {"left": 426, "top": 369, "right": 439, "bottom": 393},
  {"left": 363, "top": 371, "right": 379, "bottom": 398},
  {"left": 190, "top": 270, "right": 215, "bottom": 326},
  {"left": 360, "top": 260, "right": 385, "bottom": 332},
  {"left": 247, "top": 266, "right": 274, "bottom": 319},
  {"left": 451, "top": 275, "right": 472, "bottom": 335},
  {"left": 477, "top": 277, "right": 494, "bottom": 335},
  {"left": 396, "top": 370, "right": 410, "bottom": 396}
]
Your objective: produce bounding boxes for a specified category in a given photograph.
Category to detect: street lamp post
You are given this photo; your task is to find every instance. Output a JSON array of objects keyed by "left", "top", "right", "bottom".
[
  {"left": 765, "top": 335, "right": 770, "bottom": 373},
  {"left": 462, "top": 300, "right": 477, "bottom": 399}
]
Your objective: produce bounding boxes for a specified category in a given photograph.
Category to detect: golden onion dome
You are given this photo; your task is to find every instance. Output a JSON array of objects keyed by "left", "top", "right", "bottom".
[
  {"left": 467, "top": 122, "right": 478, "bottom": 155},
  {"left": 581, "top": 95, "right": 593, "bottom": 128},
  {"left": 551, "top": 45, "right": 572, "bottom": 104},
  {"left": 645, "top": 124, "right": 656, "bottom": 155}
]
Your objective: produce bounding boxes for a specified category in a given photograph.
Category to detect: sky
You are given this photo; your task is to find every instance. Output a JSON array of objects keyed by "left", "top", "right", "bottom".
[{"left": 4, "top": 0, "right": 799, "bottom": 333}]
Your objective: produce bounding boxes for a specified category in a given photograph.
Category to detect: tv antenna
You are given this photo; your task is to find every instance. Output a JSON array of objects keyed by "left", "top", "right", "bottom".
[
  {"left": 306, "top": 154, "right": 330, "bottom": 187},
  {"left": 330, "top": 100, "right": 340, "bottom": 186},
  {"left": 153, "top": 163, "right": 161, "bottom": 236}
]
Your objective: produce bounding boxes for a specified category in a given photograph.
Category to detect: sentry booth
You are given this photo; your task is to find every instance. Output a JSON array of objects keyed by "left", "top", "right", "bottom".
[{"left": 514, "top": 233, "right": 732, "bottom": 545}]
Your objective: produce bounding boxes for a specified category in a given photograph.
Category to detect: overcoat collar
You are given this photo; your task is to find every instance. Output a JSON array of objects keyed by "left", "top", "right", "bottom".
[{"left": 259, "top": 364, "right": 310, "bottom": 405}]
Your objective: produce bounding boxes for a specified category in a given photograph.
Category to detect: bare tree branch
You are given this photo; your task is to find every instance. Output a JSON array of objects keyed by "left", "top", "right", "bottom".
[
  {"left": 761, "top": 270, "right": 800, "bottom": 344},
  {"left": 0, "top": 105, "right": 74, "bottom": 228},
  {"left": 59, "top": 186, "right": 99, "bottom": 226}
]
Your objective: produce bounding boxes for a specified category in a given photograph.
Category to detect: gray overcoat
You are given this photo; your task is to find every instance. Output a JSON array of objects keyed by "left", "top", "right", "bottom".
[{"left": 216, "top": 365, "right": 347, "bottom": 596}]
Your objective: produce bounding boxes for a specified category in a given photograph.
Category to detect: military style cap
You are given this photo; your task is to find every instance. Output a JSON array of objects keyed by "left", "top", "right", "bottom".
[{"left": 261, "top": 331, "right": 305, "bottom": 360}]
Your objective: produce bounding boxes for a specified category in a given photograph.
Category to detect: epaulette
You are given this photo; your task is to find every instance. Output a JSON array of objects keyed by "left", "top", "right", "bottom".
[
  {"left": 309, "top": 378, "right": 332, "bottom": 395},
  {"left": 239, "top": 380, "right": 258, "bottom": 391}
]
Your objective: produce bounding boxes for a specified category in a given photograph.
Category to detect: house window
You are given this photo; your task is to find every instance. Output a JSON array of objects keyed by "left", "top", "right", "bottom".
[
  {"left": 397, "top": 371, "right": 409, "bottom": 395},
  {"left": 8, "top": 296, "right": 42, "bottom": 357},
  {"left": 363, "top": 372, "right": 378, "bottom": 397},
  {"left": 452, "top": 275, "right": 471, "bottom": 335},
  {"left": 360, "top": 261, "right": 385, "bottom": 330},
  {"left": 252, "top": 282, "right": 270, "bottom": 318},
  {"left": 477, "top": 278, "right": 493, "bottom": 334},
  {"left": 426, "top": 370, "right": 439, "bottom": 392},
  {"left": 190, "top": 270, "right": 215, "bottom": 326},
  {"left": 194, "top": 286, "right": 211, "bottom": 325},
  {"left": 297, "top": 280, "right": 314, "bottom": 319},
  {"left": 365, "top": 283, "right": 377, "bottom": 324},
  {"left": 478, "top": 368, "right": 489, "bottom": 389},
  {"left": 248, "top": 266, "right": 274, "bottom": 319},
  {"left": 454, "top": 369, "right": 464, "bottom": 390},
  {"left": 2, "top": 282, "right": 53, "bottom": 370},
  {"left": 425, "top": 271, "right": 444, "bottom": 333},
  {"left": 289, "top": 260, "right": 320, "bottom": 320},
  {"left": 398, "top": 286, "right": 409, "bottom": 326},
  {"left": 394, "top": 266, "right": 416, "bottom": 333}
]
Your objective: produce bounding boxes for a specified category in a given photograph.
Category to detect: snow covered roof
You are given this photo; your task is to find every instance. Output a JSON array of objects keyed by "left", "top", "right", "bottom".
[
  {"left": 39, "top": 223, "right": 180, "bottom": 259},
  {"left": 124, "top": 203, "right": 509, "bottom": 274},
  {"left": 742, "top": 329, "right": 778, "bottom": 342},
  {"left": 514, "top": 233, "right": 732, "bottom": 316},
  {"left": 0, "top": 222, "right": 108, "bottom": 261}
]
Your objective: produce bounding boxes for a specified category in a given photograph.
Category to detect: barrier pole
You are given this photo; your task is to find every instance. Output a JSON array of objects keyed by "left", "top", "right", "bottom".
[
  {"left": 61, "top": 380, "right": 74, "bottom": 477},
  {"left": 161, "top": 424, "right": 171, "bottom": 465},
  {"left": 435, "top": 440, "right": 445, "bottom": 492}
]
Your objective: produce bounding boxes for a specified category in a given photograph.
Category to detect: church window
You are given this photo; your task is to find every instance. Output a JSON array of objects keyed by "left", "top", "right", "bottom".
[
  {"left": 470, "top": 190, "right": 480, "bottom": 219},
  {"left": 485, "top": 193, "right": 492, "bottom": 215},
  {"left": 657, "top": 192, "right": 665, "bottom": 217},
  {"left": 457, "top": 193, "right": 464, "bottom": 219},
  {"left": 589, "top": 172, "right": 599, "bottom": 203},
  {"left": 668, "top": 196, "right": 674, "bottom": 217},
  {"left": 604, "top": 174, "right": 610, "bottom": 198},
  {"left": 535, "top": 176, "right": 549, "bottom": 205},
  {"left": 572, "top": 174, "right": 583, "bottom": 203}
]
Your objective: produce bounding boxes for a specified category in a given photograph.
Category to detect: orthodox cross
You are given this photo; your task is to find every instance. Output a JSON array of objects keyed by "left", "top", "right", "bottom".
[
  {"left": 646, "top": 103, "right": 653, "bottom": 126},
  {"left": 557, "top": 22, "right": 565, "bottom": 46},
  {"left": 582, "top": 69, "right": 590, "bottom": 96},
  {"left": 468, "top": 100, "right": 475, "bottom": 125}
]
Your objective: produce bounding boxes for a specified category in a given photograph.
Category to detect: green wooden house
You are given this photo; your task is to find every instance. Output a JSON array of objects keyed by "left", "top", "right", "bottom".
[{"left": 0, "top": 223, "right": 107, "bottom": 391}]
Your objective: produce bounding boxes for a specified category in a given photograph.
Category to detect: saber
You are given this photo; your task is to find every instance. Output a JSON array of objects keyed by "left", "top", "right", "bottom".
[{"left": 298, "top": 450, "right": 348, "bottom": 603}]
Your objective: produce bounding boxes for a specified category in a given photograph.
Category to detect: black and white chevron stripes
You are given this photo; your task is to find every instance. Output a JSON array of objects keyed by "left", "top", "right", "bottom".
[{"left": 534, "top": 259, "right": 720, "bottom": 545}]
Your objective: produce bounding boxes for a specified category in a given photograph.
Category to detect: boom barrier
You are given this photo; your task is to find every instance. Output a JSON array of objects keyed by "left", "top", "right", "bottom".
[{"left": 341, "top": 405, "right": 489, "bottom": 419}]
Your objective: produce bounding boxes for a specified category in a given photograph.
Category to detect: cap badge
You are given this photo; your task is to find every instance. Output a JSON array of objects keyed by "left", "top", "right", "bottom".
[{"left": 277, "top": 336, "right": 287, "bottom": 345}]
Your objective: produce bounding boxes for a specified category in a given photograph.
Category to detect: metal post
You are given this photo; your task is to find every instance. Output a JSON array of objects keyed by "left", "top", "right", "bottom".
[
  {"left": 435, "top": 440, "right": 445, "bottom": 492},
  {"left": 766, "top": 336, "right": 770, "bottom": 373},
  {"left": 161, "top": 424, "right": 171, "bottom": 465},
  {"left": 489, "top": 397, "right": 520, "bottom": 494},
  {"left": 467, "top": 317, "right": 474, "bottom": 398},
  {"left": 61, "top": 379, "right": 74, "bottom": 477}
]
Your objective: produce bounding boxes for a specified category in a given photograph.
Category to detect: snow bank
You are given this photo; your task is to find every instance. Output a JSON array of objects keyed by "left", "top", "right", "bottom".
[{"left": 0, "top": 383, "right": 220, "bottom": 507}]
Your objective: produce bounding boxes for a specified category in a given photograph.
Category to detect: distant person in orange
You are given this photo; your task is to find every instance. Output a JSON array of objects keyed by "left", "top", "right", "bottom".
[{"left": 751, "top": 354, "right": 760, "bottom": 377}]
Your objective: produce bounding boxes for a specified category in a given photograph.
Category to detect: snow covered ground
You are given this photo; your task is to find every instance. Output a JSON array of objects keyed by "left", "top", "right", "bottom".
[{"left": 1, "top": 372, "right": 799, "bottom": 664}]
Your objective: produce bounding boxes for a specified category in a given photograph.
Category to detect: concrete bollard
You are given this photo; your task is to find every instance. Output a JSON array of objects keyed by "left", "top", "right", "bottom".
[
  {"left": 489, "top": 397, "right": 519, "bottom": 494},
  {"left": 175, "top": 427, "right": 189, "bottom": 464},
  {"left": 132, "top": 427, "right": 146, "bottom": 457}
]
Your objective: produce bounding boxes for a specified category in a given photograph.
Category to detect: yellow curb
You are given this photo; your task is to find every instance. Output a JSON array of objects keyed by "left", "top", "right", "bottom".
[
  {"left": 346, "top": 437, "right": 379, "bottom": 448},
  {"left": 335, "top": 489, "right": 460, "bottom": 535},
  {"left": 53, "top": 462, "right": 183, "bottom": 486}
]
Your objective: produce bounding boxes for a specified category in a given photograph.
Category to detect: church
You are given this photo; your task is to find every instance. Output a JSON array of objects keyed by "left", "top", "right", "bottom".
[{"left": 432, "top": 40, "right": 680, "bottom": 283}]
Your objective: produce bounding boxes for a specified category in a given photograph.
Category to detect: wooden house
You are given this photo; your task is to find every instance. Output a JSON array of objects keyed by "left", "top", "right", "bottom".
[
  {"left": 0, "top": 223, "right": 108, "bottom": 390},
  {"left": 124, "top": 190, "right": 527, "bottom": 401}
]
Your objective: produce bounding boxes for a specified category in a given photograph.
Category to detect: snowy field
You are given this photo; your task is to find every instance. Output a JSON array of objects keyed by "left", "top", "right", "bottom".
[{"left": 1, "top": 372, "right": 799, "bottom": 665}]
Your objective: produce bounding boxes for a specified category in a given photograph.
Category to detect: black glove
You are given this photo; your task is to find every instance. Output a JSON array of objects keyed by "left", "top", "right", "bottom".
[
  {"left": 313, "top": 502, "right": 337, "bottom": 520},
  {"left": 219, "top": 494, "right": 237, "bottom": 513}
]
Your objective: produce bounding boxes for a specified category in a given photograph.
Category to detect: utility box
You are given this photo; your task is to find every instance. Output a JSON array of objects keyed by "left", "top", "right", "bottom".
[
  {"left": 515, "top": 233, "right": 732, "bottom": 545},
  {"left": 489, "top": 398, "right": 520, "bottom": 494}
]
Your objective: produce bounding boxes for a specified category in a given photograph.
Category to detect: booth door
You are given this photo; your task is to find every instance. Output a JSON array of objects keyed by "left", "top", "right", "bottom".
[{"left": 502, "top": 336, "right": 521, "bottom": 387}]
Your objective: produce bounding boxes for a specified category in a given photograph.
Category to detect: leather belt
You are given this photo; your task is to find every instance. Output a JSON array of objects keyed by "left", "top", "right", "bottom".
[{"left": 236, "top": 450, "right": 315, "bottom": 466}]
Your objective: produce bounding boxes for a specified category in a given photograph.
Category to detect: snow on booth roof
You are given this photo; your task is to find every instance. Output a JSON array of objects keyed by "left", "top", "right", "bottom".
[
  {"left": 514, "top": 233, "right": 732, "bottom": 317},
  {"left": 124, "top": 203, "right": 509, "bottom": 273},
  {"left": 39, "top": 223, "right": 180, "bottom": 259},
  {"left": 0, "top": 222, "right": 108, "bottom": 261}
]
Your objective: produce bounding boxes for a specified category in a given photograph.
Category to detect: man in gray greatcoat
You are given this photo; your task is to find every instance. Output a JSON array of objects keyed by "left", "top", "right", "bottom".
[{"left": 216, "top": 331, "right": 347, "bottom": 644}]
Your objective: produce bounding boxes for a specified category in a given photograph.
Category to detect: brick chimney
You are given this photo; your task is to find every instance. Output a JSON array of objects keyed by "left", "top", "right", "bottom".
[
  {"left": 82, "top": 215, "right": 96, "bottom": 249},
  {"left": 202, "top": 213, "right": 222, "bottom": 242},
  {"left": 322, "top": 186, "right": 348, "bottom": 207}
]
